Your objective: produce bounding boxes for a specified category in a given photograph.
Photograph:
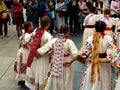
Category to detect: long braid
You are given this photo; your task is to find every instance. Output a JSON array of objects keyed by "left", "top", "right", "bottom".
[{"left": 90, "top": 32, "right": 101, "bottom": 83}]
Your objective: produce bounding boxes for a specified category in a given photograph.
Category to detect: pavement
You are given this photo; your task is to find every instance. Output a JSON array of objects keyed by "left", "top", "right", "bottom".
[{"left": 0, "top": 24, "right": 84, "bottom": 90}]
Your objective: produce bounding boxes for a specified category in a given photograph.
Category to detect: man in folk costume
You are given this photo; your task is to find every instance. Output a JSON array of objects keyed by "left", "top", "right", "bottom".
[
  {"left": 101, "top": 7, "right": 119, "bottom": 39},
  {"left": 82, "top": 6, "right": 102, "bottom": 46},
  {"left": 25, "top": 16, "right": 53, "bottom": 90},
  {"left": 64, "top": 21, "right": 115, "bottom": 90}
]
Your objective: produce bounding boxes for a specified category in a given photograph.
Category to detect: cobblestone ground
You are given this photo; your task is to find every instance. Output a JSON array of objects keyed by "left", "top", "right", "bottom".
[{"left": 0, "top": 24, "right": 85, "bottom": 90}]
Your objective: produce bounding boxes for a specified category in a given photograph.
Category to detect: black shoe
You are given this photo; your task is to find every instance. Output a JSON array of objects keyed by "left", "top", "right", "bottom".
[
  {"left": 18, "top": 80, "right": 25, "bottom": 87},
  {"left": 18, "top": 33, "right": 20, "bottom": 37}
]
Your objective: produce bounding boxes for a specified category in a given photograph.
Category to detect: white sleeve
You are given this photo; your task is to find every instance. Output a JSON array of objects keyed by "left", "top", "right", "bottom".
[
  {"left": 24, "top": 33, "right": 31, "bottom": 42},
  {"left": 68, "top": 39, "right": 78, "bottom": 56},
  {"left": 43, "top": 32, "right": 53, "bottom": 44},
  {"left": 31, "top": 28, "right": 37, "bottom": 36},
  {"left": 95, "top": 14, "right": 103, "bottom": 21},
  {"left": 107, "top": 35, "right": 113, "bottom": 42},
  {"left": 110, "top": 18, "right": 119, "bottom": 25},
  {"left": 37, "top": 39, "right": 54, "bottom": 55},
  {"left": 45, "top": 33, "right": 53, "bottom": 42},
  {"left": 114, "top": 25, "right": 118, "bottom": 40},
  {"left": 106, "top": 35, "right": 114, "bottom": 54},
  {"left": 106, "top": 40, "right": 116, "bottom": 61},
  {"left": 83, "top": 16, "right": 87, "bottom": 26}
]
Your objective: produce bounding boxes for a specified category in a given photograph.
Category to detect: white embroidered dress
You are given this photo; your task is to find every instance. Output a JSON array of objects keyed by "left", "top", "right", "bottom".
[
  {"left": 25, "top": 31, "right": 53, "bottom": 90},
  {"left": 79, "top": 35, "right": 114, "bottom": 90},
  {"left": 101, "top": 14, "right": 119, "bottom": 39},
  {"left": 37, "top": 37, "right": 78, "bottom": 90},
  {"left": 14, "top": 30, "right": 31, "bottom": 80}
]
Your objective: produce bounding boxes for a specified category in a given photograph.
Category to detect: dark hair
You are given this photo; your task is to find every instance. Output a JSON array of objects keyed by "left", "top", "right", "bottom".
[
  {"left": 41, "top": 16, "right": 51, "bottom": 28},
  {"left": 59, "top": 24, "right": 70, "bottom": 34},
  {"left": 95, "top": 21, "right": 106, "bottom": 32},
  {"left": 89, "top": 6, "right": 96, "bottom": 13},
  {"left": 24, "top": 21, "right": 32, "bottom": 32}
]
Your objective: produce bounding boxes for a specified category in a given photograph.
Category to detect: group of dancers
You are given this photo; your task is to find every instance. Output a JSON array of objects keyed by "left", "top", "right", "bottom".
[{"left": 14, "top": 6, "right": 120, "bottom": 90}]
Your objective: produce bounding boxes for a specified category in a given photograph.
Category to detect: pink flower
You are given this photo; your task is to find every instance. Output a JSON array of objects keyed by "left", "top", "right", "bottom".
[
  {"left": 113, "top": 61, "right": 118, "bottom": 67},
  {"left": 109, "top": 54, "right": 114, "bottom": 59},
  {"left": 118, "top": 58, "right": 120, "bottom": 61},
  {"left": 117, "top": 48, "right": 120, "bottom": 52}
]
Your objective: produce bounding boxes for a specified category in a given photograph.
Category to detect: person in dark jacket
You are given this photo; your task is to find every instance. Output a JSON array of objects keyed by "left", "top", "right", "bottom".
[
  {"left": 26, "top": 0, "right": 39, "bottom": 28},
  {"left": 4, "top": 0, "right": 12, "bottom": 25},
  {"left": 67, "top": 0, "right": 79, "bottom": 34},
  {"left": 93, "top": 0, "right": 103, "bottom": 14},
  {"left": 40, "top": 0, "right": 55, "bottom": 34},
  {"left": 86, "top": 0, "right": 94, "bottom": 10},
  {"left": 0, "top": 0, "right": 9, "bottom": 38}
]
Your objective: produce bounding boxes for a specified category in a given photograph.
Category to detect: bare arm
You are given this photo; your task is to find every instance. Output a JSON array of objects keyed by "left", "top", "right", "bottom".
[
  {"left": 77, "top": 56, "right": 86, "bottom": 64},
  {"left": 63, "top": 55, "right": 84, "bottom": 66},
  {"left": 35, "top": 50, "right": 41, "bottom": 57}
]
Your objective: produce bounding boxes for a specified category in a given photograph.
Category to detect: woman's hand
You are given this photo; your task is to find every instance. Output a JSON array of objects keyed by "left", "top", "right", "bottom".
[
  {"left": 63, "top": 60, "right": 72, "bottom": 67},
  {"left": 35, "top": 50, "right": 41, "bottom": 58},
  {"left": 63, "top": 55, "right": 81, "bottom": 67}
]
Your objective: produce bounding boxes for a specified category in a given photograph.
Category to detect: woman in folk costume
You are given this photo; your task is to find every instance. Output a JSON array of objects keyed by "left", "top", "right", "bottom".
[
  {"left": 25, "top": 16, "right": 53, "bottom": 90},
  {"left": 101, "top": 7, "right": 119, "bottom": 39},
  {"left": 64, "top": 21, "right": 115, "bottom": 90},
  {"left": 82, "top": 6, "right": 102, "bottom": 46},
  {"left": 105, "top": 47, "right": 120, "bottom": 90},
  {"left": 36, "top": 24, "right": 78, "bottom": 90},
  {"left": 95, "top": 46, "right": 120, "bottom": 90},
  {"left": 14, "top": 21, "right": 34, "bottom": 86}
]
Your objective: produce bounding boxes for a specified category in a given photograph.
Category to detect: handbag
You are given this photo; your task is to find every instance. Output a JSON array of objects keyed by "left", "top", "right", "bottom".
[
  {"left": 58, "top": 8, "right": 67, "bottom": 16},
  {"left": 82, "top": 9, "right": 89, "bottom": 15},
  {"left": 48, "top": 10, "right": 55, "bottom": 19},
  {"left": 1, "top": 13, "right": 8, "bottom": 19}
]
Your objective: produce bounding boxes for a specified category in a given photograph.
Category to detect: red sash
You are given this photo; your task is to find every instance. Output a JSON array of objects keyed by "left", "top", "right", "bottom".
[
  {"left": 105, "top": 27, "right": 112, "bottom": 31},
  {"left": 27, "top": 28, "right": 44, "bottom": 67}
]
